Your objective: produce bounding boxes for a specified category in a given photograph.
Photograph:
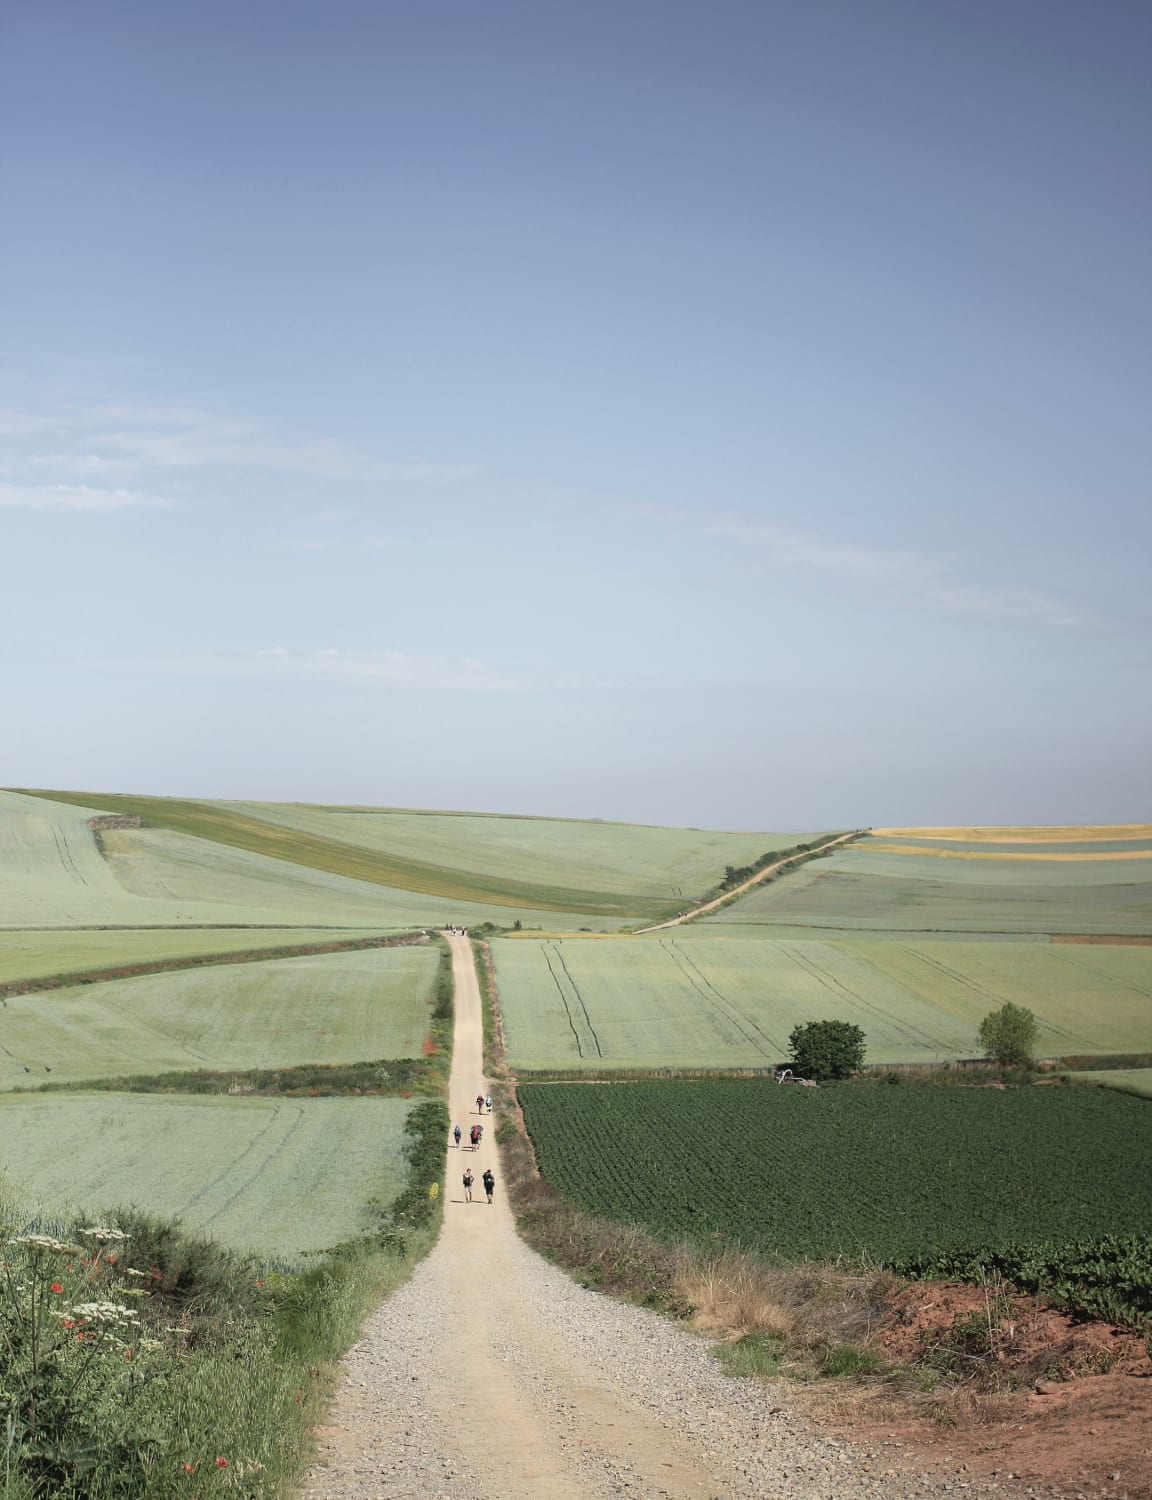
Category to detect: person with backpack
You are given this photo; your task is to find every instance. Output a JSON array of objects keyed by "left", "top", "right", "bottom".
[
  {"left": 476, "top": 1093, "right": 484, "bottom": 1114},
  {"left": 453, "top": 1124, "right": 462, "bottom": 1148},
  {"left": 484, "top": 1094, "right": 493, "bottom": 1113},
  {"left": 482, "top": 1168, "right": 495, "bottom": 1204},
  {"left": 462, "top": 1167, "right": 474, "bottom": 1203}
]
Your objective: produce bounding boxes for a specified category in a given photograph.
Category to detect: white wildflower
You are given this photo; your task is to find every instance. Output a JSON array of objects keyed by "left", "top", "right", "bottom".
[
  {"left": 78, "top": 1226, "right": 130, "bottom": 1243},
  {"left": 7, "top": 1234, "right": 80, "bottom": 1256},
  {"left": 70, "top": 1301, "right": 141, "bottom": 1327}
]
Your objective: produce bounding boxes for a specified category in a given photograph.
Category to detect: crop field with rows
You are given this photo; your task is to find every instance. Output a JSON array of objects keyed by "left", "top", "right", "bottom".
[
  {"left": 0, "top": 944, "right": 440, "bottom": 1088},
  {"left": 0, "top": 1092, "right": 416, "bottom": 1255},
  {"left": 495, "top": 935, "right": 1152, "bottom": 1068},
  {"left": 519, "top": 1079, "right": 1152, "bottom": 1261}
]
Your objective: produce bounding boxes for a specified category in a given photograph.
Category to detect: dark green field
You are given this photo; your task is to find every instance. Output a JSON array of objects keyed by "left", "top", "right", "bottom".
[{"left": 519, "top": 1079, "right": 1152, "bottom": 1261}]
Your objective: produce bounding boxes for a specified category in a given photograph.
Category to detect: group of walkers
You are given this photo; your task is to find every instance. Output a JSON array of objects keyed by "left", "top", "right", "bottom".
[
  {"left": 452, "top": 1089, "right": 496, "bottom": 1204},
  {"left": 446, "top": 924, "right": 468, "bottom": 936}
]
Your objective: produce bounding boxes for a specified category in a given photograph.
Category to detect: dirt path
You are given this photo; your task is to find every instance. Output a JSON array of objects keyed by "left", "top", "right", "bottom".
[
  {"left": 301, "top": 932, "right": 1024, "bottom": 1500},
  {"left": 634, "top": 831, "right": 862, "bottom": 933}
]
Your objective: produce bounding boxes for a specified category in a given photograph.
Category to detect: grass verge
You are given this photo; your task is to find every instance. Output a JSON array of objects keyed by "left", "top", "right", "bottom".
[{"left": 0, "top": 1100, "right": 447, "bottom": 1499}]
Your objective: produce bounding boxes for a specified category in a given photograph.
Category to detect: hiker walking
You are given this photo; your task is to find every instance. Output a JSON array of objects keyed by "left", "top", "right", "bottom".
[
  {"left": 470, "top": 1124, "right": 479, "bottom": 1148},
  {"left": 462, "top": 1168, "right": 474, "bottom": 1203},
  {"left": 484, "top": 1094, "right": 493, "bottom": 1113},
  {"left": 476, "top": 1093, "right": 484, "bottom": 1114},
  {"left": 453, "top": 1124, "right": 461, "bottom": 1148},
  {"left": 482, "top": 1168, "right": 495, "bottom": 1204}
]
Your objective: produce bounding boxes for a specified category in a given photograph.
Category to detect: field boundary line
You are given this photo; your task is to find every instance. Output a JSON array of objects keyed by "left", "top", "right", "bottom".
[{"left": 0, "top": 930, "right": 429, "bottom": 1000}]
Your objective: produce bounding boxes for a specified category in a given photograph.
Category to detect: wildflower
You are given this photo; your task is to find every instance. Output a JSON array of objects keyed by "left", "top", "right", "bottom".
[
  {"left": 183, "top": 1462, "right": 197, "bottom": 1475},
  {"left": 214, "top": 1457, "right": 229, "bottom": 1468},
  {"left": 70, "top": 1301, "right": 141, "bottom": 1327},
  {"left": 78, "top": 1226, "right": 130, "bottom": 1244},
  {"left": 8, "top": 1234, "right": 79, "bottom": 1256},
  {"left": 50, "top": 1282, "right": 63, "bottom": 1294}
]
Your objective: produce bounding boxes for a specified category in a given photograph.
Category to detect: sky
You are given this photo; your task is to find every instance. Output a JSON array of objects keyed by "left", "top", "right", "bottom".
[{"left": 2, "top": 0, "right": 1149, "bottom": 829}]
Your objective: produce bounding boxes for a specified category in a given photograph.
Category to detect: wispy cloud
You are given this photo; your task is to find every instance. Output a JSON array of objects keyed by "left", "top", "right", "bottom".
[
  {"left": 121, "top": 647, "right": 526, "bottom": 692},
  {"left": 0, "top": 481, "right": 178, "bottom": 512},
  {"left": 642, "top": 507, "right": 1082, "bottom": 628},
  {"left": 4, "top": 398, "right": 477, "bottom": 486}
]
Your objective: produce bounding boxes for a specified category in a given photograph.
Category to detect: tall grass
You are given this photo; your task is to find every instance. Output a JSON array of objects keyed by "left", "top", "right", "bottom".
[{"left": 0, "top": 1100, "right": 447, "bottom": 1499}]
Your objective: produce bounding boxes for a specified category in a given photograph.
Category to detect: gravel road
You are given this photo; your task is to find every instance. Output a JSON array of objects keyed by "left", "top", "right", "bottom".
[{"left": 302, "top": 934, "right": 1028, "bottom": 1500}]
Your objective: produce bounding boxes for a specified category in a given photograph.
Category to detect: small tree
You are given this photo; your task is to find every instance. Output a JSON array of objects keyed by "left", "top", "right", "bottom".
[
  {"left": 978, "top": 1002, "right": 1039, "bottom": 1068},
  {"left": 788, "top": 1019, "right": 866, "bottom": 1081}
]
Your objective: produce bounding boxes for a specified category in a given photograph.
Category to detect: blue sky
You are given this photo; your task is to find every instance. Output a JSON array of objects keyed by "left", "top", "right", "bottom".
[{"left": 2, "top": 1, "right": 1149, "bottom": 828}]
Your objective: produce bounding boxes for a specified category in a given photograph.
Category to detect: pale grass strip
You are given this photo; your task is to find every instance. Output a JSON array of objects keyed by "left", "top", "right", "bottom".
[
  {"left": 864, "top": 842, "right": 1152, "bottom": 862},
  {"left": 870, "top": 824, "right": 1152, "bottom": 843}
]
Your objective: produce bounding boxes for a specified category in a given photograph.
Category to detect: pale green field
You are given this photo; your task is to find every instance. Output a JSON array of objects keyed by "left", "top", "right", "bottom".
[
  {"left": 1067, "top": 1068, "right": 1152, "bottom": 1099},
  {"left": 0, "top": 789, "right": 630, "bottom": 937},
  {"left": 701, "top": 837, "right": 1152, "bottom": 936},
  {"left": 0, "top": 1092, "right": 415, "bottom": 1255},
  {"left": 99, "top": 822, "right": 631, "bottom": 931},
  {"left": 0, "top": 945, "right": 439, "bottom": 1088},
  {"left": 0, "top": 789, "right": 154, "bottom": 927},
  {"left": 220, "top": 800, "right": 819, "bottom": 904},
  {"left": 494, "top": 935, "right": 1152, "bottom": 1069}
]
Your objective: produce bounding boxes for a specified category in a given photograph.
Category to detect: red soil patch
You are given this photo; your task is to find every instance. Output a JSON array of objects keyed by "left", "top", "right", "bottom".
[{"left": 850, "top": 1283, "right": 1152, "bottom": 1497}]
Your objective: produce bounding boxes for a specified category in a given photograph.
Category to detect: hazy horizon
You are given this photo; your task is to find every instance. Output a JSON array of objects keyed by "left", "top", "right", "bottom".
[{"left": 4, "top": 2, "right": 1149, "bottom": 829}]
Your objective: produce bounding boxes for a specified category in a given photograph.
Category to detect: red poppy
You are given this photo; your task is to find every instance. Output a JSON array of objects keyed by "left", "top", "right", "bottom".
[
  {"left": 214, "top": 1458, "right": 229, "bottom": 1468},
  {"left": 183, "top": 1462, "right": 197, "bottom": 1475},
  {"left": 50, "top": 1282, "right": 63, "bottom": 1294}
]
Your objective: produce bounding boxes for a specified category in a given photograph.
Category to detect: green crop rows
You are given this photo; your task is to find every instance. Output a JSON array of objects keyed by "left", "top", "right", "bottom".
[{"left": 519, "top": 1079, "right": 1152, "bottom": 1264}]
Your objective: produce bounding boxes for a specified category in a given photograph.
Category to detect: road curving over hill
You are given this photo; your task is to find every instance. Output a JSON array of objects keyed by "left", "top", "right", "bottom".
[
  {"left": 635, "top": 829, "right": 863, "bottom": 933},
  {"left": 302, "top": 933, "right": 1015, "bottom": 1500}
]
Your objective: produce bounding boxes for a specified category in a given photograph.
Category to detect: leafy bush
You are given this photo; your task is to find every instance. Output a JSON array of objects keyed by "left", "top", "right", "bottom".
[
  {"left": 788, "top": 1019, "right": 866, "bottom": 1080},
  {"left": 978, "top": 1002, "right": 1039, "bottom": 1068}
]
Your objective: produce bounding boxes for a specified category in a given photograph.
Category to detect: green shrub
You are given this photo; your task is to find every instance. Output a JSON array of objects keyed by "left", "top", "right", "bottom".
[
  {"left": 978, "top": 1003, "right": 1039, "bottom": 1069},
  {"left": 788, "top": 1020, "right": 866, "bottom": 1080}
]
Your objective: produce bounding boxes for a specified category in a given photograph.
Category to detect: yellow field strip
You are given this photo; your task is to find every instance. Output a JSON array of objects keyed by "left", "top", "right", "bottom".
[
  {"left": 870, "top": 824, "right": 1152, "bottom": 843},
  {"left": 864, "top": 842, "right": 1152, "bottom": 862}
]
